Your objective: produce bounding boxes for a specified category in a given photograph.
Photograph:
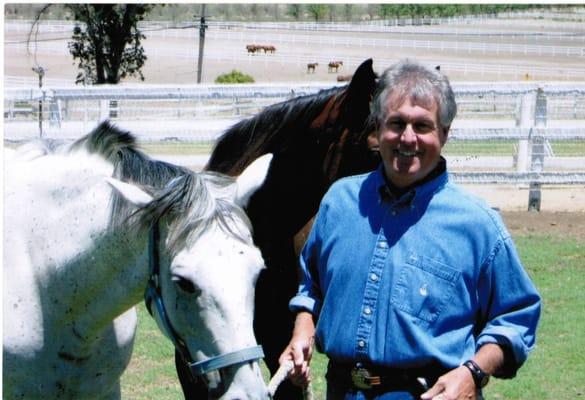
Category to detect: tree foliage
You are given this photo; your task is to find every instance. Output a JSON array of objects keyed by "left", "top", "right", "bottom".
[
  {"left": 67, "top": 4, "right": 152, "bottom": 85},
  {"left": 306, "top": 4, "right": 329, "bottom": 22},
  {"left": 286, "top": 4, "right": 302, "bottom": 20}
]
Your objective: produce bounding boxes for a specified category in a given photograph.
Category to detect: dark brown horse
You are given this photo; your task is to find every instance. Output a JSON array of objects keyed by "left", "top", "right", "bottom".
[
  {"left": 246, "top": 44, "right": 259, "bottom": 54},
  {"left": 263, "top": 45, "right": 276, "bottom": 53},
  {"left": 306, "top": 62, "right": 318, "bottom": 73},
  {"left": 328, "top": 60, "right": 344, "bottom": 73},
  {"left": 176, "top": 59, "right": 379, "bottom": 399}
]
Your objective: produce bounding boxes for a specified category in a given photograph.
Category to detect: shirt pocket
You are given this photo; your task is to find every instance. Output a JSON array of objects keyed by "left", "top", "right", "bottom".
[{"left": 390, "top": 253, "right": 460, "bottom": 324}]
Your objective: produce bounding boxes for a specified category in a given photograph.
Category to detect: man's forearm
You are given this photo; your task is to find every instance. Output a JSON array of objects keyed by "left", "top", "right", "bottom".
[
  {"left": 292, "top": 311, "right": 316, "bottom": 341},
  {"left": 473, "top": 343, "right": 505, "bottom": 376}
]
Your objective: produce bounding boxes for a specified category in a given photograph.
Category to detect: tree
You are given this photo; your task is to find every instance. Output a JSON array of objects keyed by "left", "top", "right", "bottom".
[
  {"left": 287, "top": 4, "right": 302, "bottom": 20},
  {"left": 344, "top": 4, "right": 353, "bottom": 21},
  {"left": 67, "top": 4, "right": 153, "bottom": 84},
  {"left": 306, "top": 4, "right": 329, "bottom": 22}
]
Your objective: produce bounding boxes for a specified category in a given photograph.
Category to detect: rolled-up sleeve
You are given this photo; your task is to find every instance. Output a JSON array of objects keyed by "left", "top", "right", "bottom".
[
  {"left": 476, "top": 235, "right": 542, "bottom": 378},
  {"left": 289, "top": 204, "right": 329, "bottom": 316}
]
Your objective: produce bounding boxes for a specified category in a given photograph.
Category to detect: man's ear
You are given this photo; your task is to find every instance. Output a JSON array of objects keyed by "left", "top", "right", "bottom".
[{"left": 441, "top": 125, "right": 450, "bottom": 146}]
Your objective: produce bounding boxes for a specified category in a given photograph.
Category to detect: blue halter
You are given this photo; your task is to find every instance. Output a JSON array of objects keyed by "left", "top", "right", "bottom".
[{"left": 144, "top": 222, "right": 264, "bottom": 380}]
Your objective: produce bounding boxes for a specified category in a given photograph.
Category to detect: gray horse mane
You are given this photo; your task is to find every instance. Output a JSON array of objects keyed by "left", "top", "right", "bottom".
[{"left": 69, "top": 121, "right": 252, "bottom": 254}]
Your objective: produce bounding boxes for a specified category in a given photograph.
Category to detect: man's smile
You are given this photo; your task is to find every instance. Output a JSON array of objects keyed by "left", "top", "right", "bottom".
[{"left": 393, "top": 148, "right": 423, "bottom": 157}]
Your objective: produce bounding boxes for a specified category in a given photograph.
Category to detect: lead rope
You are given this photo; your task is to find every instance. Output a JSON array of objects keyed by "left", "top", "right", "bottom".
[{"left": 267, "top": 360, "right": 314, "bottom": 400}]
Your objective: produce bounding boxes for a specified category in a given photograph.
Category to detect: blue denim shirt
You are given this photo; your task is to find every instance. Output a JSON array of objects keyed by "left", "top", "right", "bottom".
[{"left": 290, "top": 166, "right": 541, "bottom": 376}]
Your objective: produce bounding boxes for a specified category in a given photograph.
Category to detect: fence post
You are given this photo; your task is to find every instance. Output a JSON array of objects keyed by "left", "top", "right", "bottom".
[
  {"left": 516, "top": 91, "right": 535, "bottom": 173},
  {"left": 528, "top": 87, "right": 547, "bottom": 212}
]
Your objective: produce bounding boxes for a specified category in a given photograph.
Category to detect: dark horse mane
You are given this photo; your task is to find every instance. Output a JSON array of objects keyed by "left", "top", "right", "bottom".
[
  {"left": 69, "top": 121, "right": 251, "bottom": 253},
  {"left": 207, "top": 86, "right": 347, "bottom": 175}
]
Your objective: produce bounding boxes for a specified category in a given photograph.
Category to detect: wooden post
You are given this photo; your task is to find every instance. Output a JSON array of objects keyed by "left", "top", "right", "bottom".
[
  {"left": 516, "top": 92, "right": 535, "bottom": 173},
  {"left": 196, "top": 4, "right": 208, "bottom": 84},
  {"left": 528, "top": 88, "right": 547, "bottom": 212},
  {"left": 32, "top": 66, "right": 45, "bottom": 137}
]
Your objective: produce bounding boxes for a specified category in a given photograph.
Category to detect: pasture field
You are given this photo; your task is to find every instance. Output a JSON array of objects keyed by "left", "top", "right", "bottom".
[{"left": 121, "top": 214, "right": 585, "bottom": 399}]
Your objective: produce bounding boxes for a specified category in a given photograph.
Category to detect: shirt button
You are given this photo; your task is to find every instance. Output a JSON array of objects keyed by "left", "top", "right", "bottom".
[
  {"left": 358, "top": 340, "right": 365, "bottom": 348},
  {"left": 378, "top": 241, "right": 387, "bottom": 249},
  {"left": 370, "top": 273, "right": 378, "bottom": 281},
  {"left": 364, "top": 307, "right": 372, "bottom": 315}
]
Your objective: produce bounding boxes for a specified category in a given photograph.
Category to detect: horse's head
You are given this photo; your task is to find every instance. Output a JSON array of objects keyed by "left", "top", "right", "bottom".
[
  {"left": 311, "top": 58, "right": 380, "bottom": 185},
  {"left": 110, "top": 154, "right": 274, "bottom": 399}
]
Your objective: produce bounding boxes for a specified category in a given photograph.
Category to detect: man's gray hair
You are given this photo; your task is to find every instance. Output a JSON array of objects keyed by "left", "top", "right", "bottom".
[{"left": 370, "top": 59, "right": 457, "bottom": 130}]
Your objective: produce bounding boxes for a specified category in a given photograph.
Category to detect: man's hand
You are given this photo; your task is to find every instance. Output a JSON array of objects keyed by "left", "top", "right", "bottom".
[
  {"left": 420, "top": 366, "right": 476, "bottom": 400},
  {"left": 278, "top": 312, "right": 315, "bottom": 387}
]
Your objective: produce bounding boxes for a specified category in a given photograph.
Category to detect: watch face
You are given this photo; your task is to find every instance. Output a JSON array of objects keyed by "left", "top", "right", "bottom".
[{"left": 480, "top": 375, "right": 490, "bottom": 388}]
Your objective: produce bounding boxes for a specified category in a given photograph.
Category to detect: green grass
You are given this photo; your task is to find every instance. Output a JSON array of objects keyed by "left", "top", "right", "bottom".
[
  {"left": 484, "top": 236, "right": 585, "bottom": 400},
  {"left": 121, "top": 233, "right": 585, "bottom": 399},
  {"left": 549, "top": 140, "right": 585, "bottom": 157},
  {"left": 138, "top": 142, "right": 213, "bottom": 156},
  {"left": 443, "top": 141, "right": 516, "bottom": 156},
  {"left": 444, "top": 140, "right": 585, "bottom": 157},
  {"left": 135, "top": 139, "right": 584, "bottom": 158}
]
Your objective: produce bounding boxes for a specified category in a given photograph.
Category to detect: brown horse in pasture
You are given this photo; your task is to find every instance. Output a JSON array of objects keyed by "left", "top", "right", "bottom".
[
  {"left": 307, "top": 62, "right": 318, "bottom": 73},
  {"left": 246, "top": 44, "right": 259, "bottom": 54},
  {"left": 263, "top": 45, "right": 276, "bottom": 53},
  {"left": 328, "top": 60, "right": 344, "bottom": 73}
]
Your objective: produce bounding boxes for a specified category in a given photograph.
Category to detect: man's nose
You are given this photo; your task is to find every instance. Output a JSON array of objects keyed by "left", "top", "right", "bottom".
[{"left": 400, "top": 125, "right": 417, "bottom": 143}]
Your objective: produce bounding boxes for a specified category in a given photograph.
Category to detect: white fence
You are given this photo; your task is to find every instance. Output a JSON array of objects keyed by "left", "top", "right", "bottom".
[{"left": 4, "top": 82, "right": 585, "bottom": 209}]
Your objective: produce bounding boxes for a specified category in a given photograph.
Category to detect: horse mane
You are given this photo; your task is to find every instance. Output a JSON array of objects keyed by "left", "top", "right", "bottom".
[
  {"left": 70, "top": 121, "right": 252, "bottom": 254},
  {"left": 207, "top": 86, "right": 344, "bottom": 175}
]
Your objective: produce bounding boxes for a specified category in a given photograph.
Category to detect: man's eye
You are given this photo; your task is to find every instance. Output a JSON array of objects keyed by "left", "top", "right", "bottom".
[
  {"left": 386, "top": 120, "right": 405, "bottom": 131},
  {"left": 414, "top": 123, "right": 433, "bottom": 133}
]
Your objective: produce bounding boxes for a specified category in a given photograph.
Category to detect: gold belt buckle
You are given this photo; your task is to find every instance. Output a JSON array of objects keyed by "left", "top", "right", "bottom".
[{"left": 351, "top": 367, "right": 381, "bottom": 390}]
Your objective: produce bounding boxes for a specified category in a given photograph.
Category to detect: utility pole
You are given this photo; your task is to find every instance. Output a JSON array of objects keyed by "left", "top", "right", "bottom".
[
  {"left": 196, "top": 4, "right": 208, "bottom": 84},
  {"left": 32, "top": 66, "right": 45, "bottom": 137}
]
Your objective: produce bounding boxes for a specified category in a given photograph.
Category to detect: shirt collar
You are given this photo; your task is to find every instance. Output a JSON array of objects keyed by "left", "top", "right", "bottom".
[{"left": 376, "top": 158, "right": 448, "bottom": 206}]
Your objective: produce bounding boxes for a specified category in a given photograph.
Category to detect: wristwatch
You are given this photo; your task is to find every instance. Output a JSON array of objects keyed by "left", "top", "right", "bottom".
[{"left": 462, "top": 360, "right": 490, "bottom": 388}]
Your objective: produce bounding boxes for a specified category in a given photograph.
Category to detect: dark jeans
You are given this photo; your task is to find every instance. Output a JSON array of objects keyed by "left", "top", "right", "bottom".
[{"left": 327, "top": 383, "right": 421, "bottom": 400}]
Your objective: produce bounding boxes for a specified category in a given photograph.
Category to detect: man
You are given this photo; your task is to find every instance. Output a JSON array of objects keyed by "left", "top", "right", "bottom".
[{"left": 279, "top": 59, "right": 541, "bottom": 400}]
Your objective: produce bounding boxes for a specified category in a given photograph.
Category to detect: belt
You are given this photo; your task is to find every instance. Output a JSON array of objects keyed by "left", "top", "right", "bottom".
[{"left": 327, "top": 361, "right": 444, "bottom": 393}]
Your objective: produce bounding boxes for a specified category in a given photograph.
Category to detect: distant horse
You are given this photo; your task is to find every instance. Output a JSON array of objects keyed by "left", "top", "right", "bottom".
[
  {"left": 246, "top": 44, "right": 259, "bottom": 54},
  {"left": 328, "top": 60, "right": 343, "bottom": 73},
  {"left": 337, "top": 74, "right": 352, "bottom": 82},
  {"left": 306, "top": 62, "right": 318, "bottom": 73},
  {"left": 176, "top": 59, "right": 380, "bottom": 399},
  {"left": 3, "top": 122, "right": 272, "bottom": 399},
  {"left": 262, "top": 45, "right": 276, "bottom": 54}
]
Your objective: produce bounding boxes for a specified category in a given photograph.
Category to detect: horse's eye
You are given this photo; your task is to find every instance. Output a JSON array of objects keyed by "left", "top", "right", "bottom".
[{"left": 172, "top": 276, "right": 198, "bottom": 294}]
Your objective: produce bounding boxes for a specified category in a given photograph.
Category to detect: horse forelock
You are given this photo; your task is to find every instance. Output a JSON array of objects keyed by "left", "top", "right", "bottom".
[{"left": 121, "top": 170, "right": 252, "bottom": 257}]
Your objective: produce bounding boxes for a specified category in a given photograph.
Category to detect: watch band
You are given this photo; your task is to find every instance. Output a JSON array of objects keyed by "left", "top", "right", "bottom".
[{"left": 463, "top": 359, "right": 490, "bottom": 388}]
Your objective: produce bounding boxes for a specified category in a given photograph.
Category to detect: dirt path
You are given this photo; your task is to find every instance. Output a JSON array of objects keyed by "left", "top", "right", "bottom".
[{"left": 501, "top": 211, "right": 585, "bottom": 239}]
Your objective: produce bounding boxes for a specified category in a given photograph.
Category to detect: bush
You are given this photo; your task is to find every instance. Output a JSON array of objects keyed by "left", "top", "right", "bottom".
[{"left": 215, "top": 70, "right": 255, "bottom": 84}]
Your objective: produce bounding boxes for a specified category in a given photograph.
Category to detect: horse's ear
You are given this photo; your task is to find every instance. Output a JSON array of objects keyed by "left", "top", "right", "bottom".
[
  {"left": 342, "top": 59, "right": 376, "bottom": 131},
  {"left": 235, "top": 153, "right": 273, "bottom": 207},
  {"left": 106, "top": 177, "right": 153, "bottom": 207}
]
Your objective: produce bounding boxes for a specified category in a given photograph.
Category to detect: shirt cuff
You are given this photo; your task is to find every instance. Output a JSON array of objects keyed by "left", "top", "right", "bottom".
[
  {"left": 476, "top": 327, "right": 531, "bottom": 379},
  {"left": 289, "top": 295, "right": 320, "bottom": 315}
]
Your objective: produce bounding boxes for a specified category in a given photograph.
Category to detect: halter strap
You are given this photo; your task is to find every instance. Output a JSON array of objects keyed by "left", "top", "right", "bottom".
[
  {"left": 144, "top": 222, "right": 264, "bottom": 379},
  {"left": 189, "top": 345, "right": 265, "bottom": 376}
]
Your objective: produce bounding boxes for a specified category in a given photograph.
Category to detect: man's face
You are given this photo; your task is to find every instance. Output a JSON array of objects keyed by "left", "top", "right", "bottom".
[{"left": 377, "top": 95, "right": 448, "bottom": 188}]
